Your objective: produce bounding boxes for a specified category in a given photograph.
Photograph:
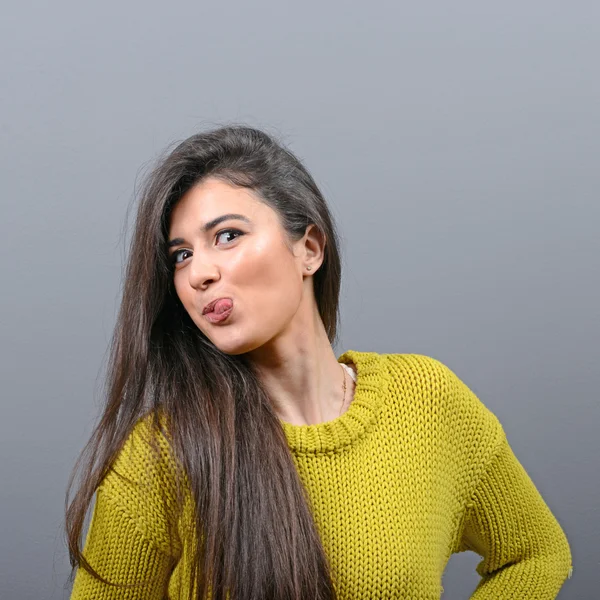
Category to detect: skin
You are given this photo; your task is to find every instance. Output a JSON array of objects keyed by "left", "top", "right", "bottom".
[{"left": 167, "top": 176, "right": 356, "bottom": 426}]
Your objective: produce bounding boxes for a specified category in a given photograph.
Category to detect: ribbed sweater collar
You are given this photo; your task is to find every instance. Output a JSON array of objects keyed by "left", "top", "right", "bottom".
[{"left": 280, "top": 350, "right": 388, "bottom": 454}]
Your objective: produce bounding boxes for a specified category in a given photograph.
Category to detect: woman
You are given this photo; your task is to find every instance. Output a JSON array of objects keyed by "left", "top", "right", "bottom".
[{"left": 66, "top": 125, "right": 573, "bottom": 599}]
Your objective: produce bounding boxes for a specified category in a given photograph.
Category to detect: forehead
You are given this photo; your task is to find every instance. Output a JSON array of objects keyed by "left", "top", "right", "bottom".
[
  {"left": 168, "top": 177, "right": 268, "bottom": 231},
  {"left": 176, "top": 177, "right": 260, "bottom": 212}
]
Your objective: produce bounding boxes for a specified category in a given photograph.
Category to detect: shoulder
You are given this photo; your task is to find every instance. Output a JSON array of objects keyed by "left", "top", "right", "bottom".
[
  {"left": 383, "top": 352, "right": 482, "bottom": 395},
  {"left": 105, "top": 411, "right": 178, "bottom": 489},
  {"left": 382, "top": 352, "right": 505, "bottom": 459}
]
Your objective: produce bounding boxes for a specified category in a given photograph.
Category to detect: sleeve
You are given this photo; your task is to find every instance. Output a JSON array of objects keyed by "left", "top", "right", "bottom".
[
  {"left": 70, "top": 485, "right": 174, "bottom": 600},
  {"left": 458, "top": 433, "right": 574, "bottom": 599},
  {"left": 70, "top": 415, "right": 183, "bottom": 599}
]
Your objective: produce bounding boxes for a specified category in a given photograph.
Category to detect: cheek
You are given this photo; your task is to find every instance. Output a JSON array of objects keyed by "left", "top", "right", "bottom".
[{"left": 240, "top": 249, "right": 303, "bottom": 315}]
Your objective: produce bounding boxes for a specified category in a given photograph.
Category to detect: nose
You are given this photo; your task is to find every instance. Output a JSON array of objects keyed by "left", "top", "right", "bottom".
[{"left": 187, "top": 254, "right": 220, "bottom": 289}]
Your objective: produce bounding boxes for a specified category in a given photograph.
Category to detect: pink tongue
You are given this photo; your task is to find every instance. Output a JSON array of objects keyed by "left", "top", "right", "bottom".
[{"left": 213, "top": 298, "right": 233, "bottom": 314}]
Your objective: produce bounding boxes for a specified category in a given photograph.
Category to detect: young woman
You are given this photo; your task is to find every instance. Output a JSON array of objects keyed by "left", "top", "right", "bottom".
[{"left": 65, "top": 125, "right": 573, "bottom": 599}]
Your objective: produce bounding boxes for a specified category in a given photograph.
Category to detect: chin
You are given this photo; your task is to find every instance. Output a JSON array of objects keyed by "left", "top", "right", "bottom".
[
  {"left": 212, "top": 327, "right": 281, "bottom": 357},
  {"left": 208, "top": 332, "right": 261, "bottom": 357},
  {"left": 192, "top": 311, "right": 285, "bottom": 357}
]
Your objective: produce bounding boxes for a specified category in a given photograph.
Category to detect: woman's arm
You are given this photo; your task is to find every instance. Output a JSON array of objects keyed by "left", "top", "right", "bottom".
[
  {"left": 70, "top": 484, "right": 174, "bottom": 599},
  {"left": 70, "top": 416, "right": 181, "bottom": 599},
  {"left": 457, "top": 434, "right": 573, "bottom": 599}
]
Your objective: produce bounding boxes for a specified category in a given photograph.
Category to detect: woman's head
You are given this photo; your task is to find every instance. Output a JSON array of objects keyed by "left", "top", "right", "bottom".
[
  {"left": 142, "top": 125, "right": 342, "bottom": 354},
  {"left": 168, "top": 177, "right": 323, "bottom": 356},
  {"left": 66, "top": 125, "right": 342, "bottom": 599}
]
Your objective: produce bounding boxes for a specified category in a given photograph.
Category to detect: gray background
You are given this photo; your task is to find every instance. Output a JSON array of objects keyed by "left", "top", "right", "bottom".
[{"left": 1, "top": 1, "right": 597, "bottom": 598}]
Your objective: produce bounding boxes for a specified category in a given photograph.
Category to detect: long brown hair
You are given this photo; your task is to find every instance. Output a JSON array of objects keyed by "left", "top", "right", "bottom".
[{"left": 65, "top": 124, "right": 343, "bottom": 599}]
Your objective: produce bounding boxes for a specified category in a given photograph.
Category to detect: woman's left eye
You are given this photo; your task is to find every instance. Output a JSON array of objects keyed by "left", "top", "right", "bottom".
[{"left": 216, "top": 228, "right": 244, "bottom": 245}]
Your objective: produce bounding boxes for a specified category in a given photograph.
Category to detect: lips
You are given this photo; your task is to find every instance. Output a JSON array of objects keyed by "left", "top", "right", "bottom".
[{"left": 202, "top": 297, "right": 233, "bottom": 315}]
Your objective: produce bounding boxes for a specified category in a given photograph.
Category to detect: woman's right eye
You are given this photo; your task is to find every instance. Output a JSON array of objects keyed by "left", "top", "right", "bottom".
[{"left": 172, "top": 249, "right": 192, "bottom": 265}]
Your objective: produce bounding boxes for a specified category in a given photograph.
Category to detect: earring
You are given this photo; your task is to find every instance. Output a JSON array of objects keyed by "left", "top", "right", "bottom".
[{"left": 306, "top": 266, "right": 312, "bottom": 271}]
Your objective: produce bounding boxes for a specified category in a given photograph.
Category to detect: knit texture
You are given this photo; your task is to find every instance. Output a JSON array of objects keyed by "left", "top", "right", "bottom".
[{"left": 70, "top": 351, "right": 573, "bottom": 599}]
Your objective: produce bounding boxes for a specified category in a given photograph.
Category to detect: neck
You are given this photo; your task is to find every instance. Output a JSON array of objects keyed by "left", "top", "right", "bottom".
[{"left": 247, "top": 308, "right": 355, "bottom": 427}]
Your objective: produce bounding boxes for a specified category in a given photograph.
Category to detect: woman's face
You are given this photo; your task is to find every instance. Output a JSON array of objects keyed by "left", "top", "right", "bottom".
[{"left": 167, "top": 177, "right": 316, "bottom": 355}]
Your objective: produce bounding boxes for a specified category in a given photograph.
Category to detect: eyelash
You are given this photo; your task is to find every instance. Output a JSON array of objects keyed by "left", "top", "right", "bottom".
[{"left": 171, "top": 228, "right": 244, "bottom": 265}]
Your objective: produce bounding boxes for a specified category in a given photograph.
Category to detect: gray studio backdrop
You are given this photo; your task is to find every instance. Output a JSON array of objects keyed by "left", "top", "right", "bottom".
[{"left": 1, "top": 1, "right": 597, "bottom": 598}]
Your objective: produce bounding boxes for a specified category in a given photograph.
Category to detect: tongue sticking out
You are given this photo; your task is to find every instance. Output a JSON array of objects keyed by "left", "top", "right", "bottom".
[{"left": 212, "top": 298, "right": 233, "bottom": 314}]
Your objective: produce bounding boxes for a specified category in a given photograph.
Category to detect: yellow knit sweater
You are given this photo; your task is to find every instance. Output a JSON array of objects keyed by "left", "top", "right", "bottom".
[{"left": 70, "top": 351, "right": 573, "bottom": 599}]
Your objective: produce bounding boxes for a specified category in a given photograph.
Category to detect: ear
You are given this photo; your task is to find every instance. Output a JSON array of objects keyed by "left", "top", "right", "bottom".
[{"left": 302, "top": 224, "right": 326, "bottom": 273}]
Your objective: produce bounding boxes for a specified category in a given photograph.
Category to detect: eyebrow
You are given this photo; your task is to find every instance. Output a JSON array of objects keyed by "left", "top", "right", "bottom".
[{"left": 167, "top": 213, "right": 251, "bottom": 248}]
